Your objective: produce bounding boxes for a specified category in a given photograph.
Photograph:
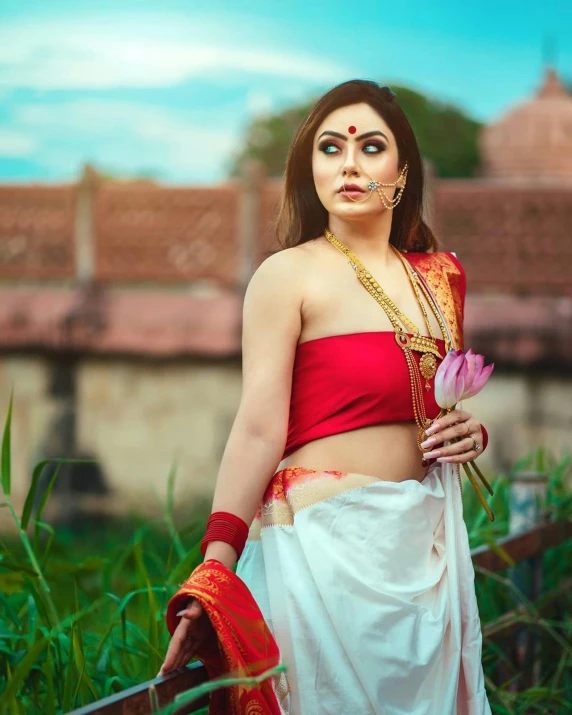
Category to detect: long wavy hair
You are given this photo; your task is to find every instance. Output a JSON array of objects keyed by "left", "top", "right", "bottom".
[{"left": 275, "top": 79, "right": 437, "bottom": 253}]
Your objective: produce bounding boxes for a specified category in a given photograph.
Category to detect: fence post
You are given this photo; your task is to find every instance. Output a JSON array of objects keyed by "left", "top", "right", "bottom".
[
  {"left": 74, "top": 163, "right": 99, "bottom": 284},
  {"left": 508, "top": 469, "right": 549, "bottom": 687},
  {"left": 237, "top": 159, "right": 265, "bottom": 295}
]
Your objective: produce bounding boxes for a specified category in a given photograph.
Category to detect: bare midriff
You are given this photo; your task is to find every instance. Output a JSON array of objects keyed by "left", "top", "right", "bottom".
[{"left": 276, "top": 421, "right": 428, "bottom": 484}]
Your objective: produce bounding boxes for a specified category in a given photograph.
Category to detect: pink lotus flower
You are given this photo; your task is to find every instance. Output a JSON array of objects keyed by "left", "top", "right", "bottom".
[{"left": 434, "top": 349, "right": 494, "bottom": 409}]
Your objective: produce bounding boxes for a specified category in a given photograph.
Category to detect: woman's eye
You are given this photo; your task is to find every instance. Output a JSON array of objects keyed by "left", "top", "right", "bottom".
[
  {"left": 318, "top": 141, "right": 339, "bottom": 154},
  {"left": 363, "top": 141, "right": 385, "bottom": 154}
]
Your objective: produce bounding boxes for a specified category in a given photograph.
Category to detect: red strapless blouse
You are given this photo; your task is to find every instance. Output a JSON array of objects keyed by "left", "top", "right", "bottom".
[{"left": 282, "top": 331, "right": 447, "bottom": 460}]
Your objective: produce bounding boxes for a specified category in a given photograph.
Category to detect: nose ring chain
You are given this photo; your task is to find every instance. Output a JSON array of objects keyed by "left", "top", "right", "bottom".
[{"left": 342, "top": 163, "right": 409, "bottom": 209}]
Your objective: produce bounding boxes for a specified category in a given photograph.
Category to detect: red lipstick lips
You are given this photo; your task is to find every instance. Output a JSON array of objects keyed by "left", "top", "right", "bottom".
[{"left": 338, "top": 183, "right": 364, "bottom": 193}]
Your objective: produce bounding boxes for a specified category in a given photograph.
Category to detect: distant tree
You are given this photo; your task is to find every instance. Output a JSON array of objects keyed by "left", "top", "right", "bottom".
[{"left": 227, "top": 84, "right": 483, "bottom": 179}]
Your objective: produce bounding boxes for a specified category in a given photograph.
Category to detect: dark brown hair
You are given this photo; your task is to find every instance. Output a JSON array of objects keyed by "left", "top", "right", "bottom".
[{"left": 275, "top": 79, "right": 437, "bottom": 253}]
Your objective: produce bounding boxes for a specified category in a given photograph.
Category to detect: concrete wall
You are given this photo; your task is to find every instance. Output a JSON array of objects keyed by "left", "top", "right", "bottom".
[
  {"left": 0, "top": 356, "right": 56, "bottom": 532},
  {"left": 76, "top": 358, "right": 242, "bottom": 516}
]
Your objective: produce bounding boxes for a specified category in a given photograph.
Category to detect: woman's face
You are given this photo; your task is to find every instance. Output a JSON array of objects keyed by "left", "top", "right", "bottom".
[{"left": 311, "top": 102, "right": 403, "bottom": 219}]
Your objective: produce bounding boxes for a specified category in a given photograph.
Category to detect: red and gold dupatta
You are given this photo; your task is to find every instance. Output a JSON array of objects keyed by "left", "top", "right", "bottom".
[
  {"left": 166, "top": 559, "right": 281, "bottom": 714},
  {"left": 404, "top": 251, "right": 466, "bottom": 350}
]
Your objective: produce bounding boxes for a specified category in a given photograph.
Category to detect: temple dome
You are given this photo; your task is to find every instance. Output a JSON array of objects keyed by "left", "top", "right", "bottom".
[{"left": 480, "top": 67, "right": 572, "bottom": 183}]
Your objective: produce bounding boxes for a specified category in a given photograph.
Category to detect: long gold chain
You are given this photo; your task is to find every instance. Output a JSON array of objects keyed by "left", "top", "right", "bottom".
[
  {"left": 323, "top": 228, "right": 451, "bottom": 464},
  {"left": 395, "top": 250, "right": 452, "bottom": 354}
]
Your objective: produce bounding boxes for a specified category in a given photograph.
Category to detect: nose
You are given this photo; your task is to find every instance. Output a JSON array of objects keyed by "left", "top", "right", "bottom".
[{"left": 342, "top": 156, "right": 360, "bottom": 178}]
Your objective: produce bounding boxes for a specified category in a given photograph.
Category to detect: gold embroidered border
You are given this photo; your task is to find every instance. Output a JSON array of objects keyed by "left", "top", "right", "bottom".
[
  {"left": 407, "top": 253, "right": 464, "bottom": 350},
  {"left": 247, "top": 466, "right": 380, "bottom": 532}
]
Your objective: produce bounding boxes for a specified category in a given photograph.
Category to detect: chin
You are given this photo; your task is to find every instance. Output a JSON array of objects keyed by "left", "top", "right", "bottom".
[{"left": 330, "top": 205, "right": 383, "bottom": 219}]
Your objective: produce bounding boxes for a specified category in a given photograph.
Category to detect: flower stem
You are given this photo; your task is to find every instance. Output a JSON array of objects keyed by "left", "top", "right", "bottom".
[
  {"left": 470, "top": 459, "right": 494, "bottom": 496},
  {"left": 461, "top": 461, "right": 495, "bottom": 522}
]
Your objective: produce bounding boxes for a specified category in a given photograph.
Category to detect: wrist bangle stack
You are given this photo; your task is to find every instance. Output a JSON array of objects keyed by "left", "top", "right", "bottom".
[{"left": 200, "top": 511, "right": 250, "bottom": 559}]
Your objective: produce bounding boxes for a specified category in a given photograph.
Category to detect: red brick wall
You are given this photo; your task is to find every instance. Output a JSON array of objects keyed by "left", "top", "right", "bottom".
[
  {"left": 434, "top": 182, "right": 572, "bottom": 295},
  {"left": 0, "top": 180, "right": 571, "bottom": 295},
  {"left": 0, "top": 185, "right": 76, "bottom": 280},
  {"left": 94, "top": 184, "right": 240, "bottom": 285}
]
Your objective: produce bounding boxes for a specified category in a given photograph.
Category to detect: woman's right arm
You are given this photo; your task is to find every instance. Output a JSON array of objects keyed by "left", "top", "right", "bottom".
[
  {"left": 202, "top": 248, "right": 304, "bottom": 569},
  {"left": 157, "top": 249, "right": 304, "bottom": 675}
]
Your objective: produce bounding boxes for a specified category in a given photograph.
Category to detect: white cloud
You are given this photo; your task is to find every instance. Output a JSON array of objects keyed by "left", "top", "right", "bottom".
[
  {"left": 13, "top": 98, "right": 240, "bottom": 181},
  {"left": 0, "top": 129, "right": 36, "bottom": 157},
  {"left": 0, "top": 14, "right": 355, "bottom": 91}
]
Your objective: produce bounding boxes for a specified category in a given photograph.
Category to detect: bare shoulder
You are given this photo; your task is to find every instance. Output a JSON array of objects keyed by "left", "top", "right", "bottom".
[
  {"left": 251, "top": 244, "right": 309, "bottom": 282},
  {"left": 242, "top": 246, "right": 311, "bottom": 346},
  {"left": 245, "top": 243, "right": 316, "bottom": 304}
]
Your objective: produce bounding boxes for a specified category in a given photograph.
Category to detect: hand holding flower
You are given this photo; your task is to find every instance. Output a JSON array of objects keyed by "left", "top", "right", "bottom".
[
  {"left": 427, "top": 349, "right": 495, "bottom": 521},
  {"left": 420, "top": 408, "right": 483, "bottom": 463}
]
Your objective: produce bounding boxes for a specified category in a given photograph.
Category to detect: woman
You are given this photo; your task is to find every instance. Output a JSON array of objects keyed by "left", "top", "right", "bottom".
[{"left": 158, "top": 80, "right": 492, "bottom": 715}]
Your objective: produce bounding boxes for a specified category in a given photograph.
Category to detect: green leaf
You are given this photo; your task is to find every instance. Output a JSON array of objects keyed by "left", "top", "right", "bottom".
[
  {"left": 0, "top": 636, "right": 49, "bottom": 701},
  {"left": 21, "top": 460, "right": 56, "bottom": 530},
  {"left": 62, "top": 617, "right": 76, "bottom": 712},
  {"left": 1, "top": 391, "right": 14, "bottom": 496},
  {"left": 44, "top": 648, "right": 56, "bottom": 715},
  {"left": 33, "top": 464, "right": 61, "bottom": 550},
  {"left": 26, "top": 592, "right": 38, "bottom": 646}
]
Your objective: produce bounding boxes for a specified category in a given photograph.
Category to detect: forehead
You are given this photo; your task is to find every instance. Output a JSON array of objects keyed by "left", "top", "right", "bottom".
[{"left": 314, "top": 102, "right": 393, "bottom": 140}]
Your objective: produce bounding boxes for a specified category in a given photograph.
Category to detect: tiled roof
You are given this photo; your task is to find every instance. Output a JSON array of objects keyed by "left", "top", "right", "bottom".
[
  {"left": 465, "top": 293, "right": 572, "bottom": 368},
  {"left": 0, "top": 284, "right": 242, "bottom": 357}
]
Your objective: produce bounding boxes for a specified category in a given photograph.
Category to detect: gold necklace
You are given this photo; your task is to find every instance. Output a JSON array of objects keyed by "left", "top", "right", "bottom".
[{"left": 323, "top": 228, "right": 451, "bottom": 464}]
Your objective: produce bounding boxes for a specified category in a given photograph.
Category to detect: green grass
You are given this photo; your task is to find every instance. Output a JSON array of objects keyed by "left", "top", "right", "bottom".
[{"left": 1, "top": 393, "right": 571, "bottom": 714}]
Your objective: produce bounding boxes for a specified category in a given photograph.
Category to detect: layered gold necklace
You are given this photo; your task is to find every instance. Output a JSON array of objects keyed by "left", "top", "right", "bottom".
[{"left": 324, "top": 228, "right": 452, "bottom": 464}]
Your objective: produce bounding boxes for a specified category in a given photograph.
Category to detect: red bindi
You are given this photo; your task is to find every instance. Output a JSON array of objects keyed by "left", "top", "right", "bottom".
[{"left": 348, "top": 125, "right": 357, "bottom": 134}]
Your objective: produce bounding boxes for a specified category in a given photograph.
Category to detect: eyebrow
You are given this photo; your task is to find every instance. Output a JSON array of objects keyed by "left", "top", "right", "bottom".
[{"left": 317, "top": 129, "right": 389, "bottom": 143}]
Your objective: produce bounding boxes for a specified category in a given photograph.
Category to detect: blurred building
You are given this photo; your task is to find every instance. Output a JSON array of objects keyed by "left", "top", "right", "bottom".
[{"left": 0, "top": 67, "right": 570, "bottom": 529}]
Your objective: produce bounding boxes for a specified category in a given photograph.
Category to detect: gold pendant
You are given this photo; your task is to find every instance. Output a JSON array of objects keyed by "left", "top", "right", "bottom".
[{"left": 419, "top": 352, "right": 437, "bottom": 390}]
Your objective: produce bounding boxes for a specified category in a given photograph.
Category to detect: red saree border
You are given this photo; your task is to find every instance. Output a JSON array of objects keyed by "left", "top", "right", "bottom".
[{"left": 166, "top": 560, "right": 282, "bottom": 714}]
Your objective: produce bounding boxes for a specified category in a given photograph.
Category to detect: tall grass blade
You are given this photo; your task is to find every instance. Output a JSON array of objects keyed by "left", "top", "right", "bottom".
[{"left": 1, "top": 391, "right": 13, "bottom": 496}]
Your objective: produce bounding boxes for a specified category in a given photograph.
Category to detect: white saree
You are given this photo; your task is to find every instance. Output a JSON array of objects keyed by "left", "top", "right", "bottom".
[{"left": 236, "top": 459, "right": 492, "bottom": 715}]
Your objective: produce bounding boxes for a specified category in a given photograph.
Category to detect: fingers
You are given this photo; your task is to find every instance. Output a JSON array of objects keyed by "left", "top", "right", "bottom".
[
  {"left": 425, "top": 409, "right": 471, "bottom": 436},
  {"left": 158, "top": 625, "right": 189, "bottom": 674},
  {"left": 157, "top": 600, "right": 204, "bottom": 677},
  {"left": 435, "top": 436, "right": 476, "bottom": 457},
  {"left": 423, "top": 435, "right": 481, "bottom": 463},
  {"left": 422, "top": 412, "right": 479, "bottom": 448},
  {"left": 171, "top": 637, "right": 199, "bottom": 672}
]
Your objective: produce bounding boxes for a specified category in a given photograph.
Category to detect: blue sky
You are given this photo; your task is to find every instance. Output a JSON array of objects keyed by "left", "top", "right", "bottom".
[{"left": 0, "top": 0, "right": 570, "bottom": 184}]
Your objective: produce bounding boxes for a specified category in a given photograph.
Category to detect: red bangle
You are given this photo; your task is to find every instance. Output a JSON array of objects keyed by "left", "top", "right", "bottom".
[
  {"left": 200, "top": 511, "right": 250, "bottom": 559},
  {"left": 480, "top": 424, "right": 489, "bottom": 452}
]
